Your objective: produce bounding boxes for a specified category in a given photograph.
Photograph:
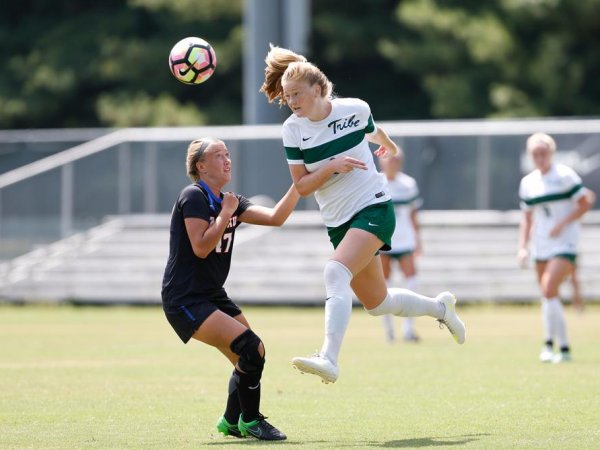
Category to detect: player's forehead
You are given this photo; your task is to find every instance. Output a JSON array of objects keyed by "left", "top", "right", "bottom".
[
  {"left": 282, "top": 78, "right": 310, "bottom": 93},
  {"left": 205, "top": 141, "right": 228, "bottom": 156},
  {"left": 528, "top": 142, "right": 551, "bottom": 154}
]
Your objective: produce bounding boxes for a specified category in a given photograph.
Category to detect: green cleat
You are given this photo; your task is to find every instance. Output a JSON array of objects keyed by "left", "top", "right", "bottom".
[
  {"left": 238, "top": 414, "right": 287, "bottom": 441},
  {"left": 216, "top": 416, "right": 243, "bottom": 438}
]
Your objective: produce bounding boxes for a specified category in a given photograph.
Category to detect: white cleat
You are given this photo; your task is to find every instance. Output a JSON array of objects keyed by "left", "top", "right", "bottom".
[
  {"left": 539, "top": 346, "right": 554, "bottom": 363},
  {"left": 436, "top": 292, "right": 466, "bottom": 344},
  {"left": 292, "top": 354, "right": 339, "bottom": 384},
  {"left": 551, "top": 351, "right": 572, "bottom": 364}
]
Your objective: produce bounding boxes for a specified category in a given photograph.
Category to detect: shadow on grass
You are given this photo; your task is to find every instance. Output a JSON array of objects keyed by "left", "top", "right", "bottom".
[
  {"left": 368, "top": 433, "right": 490, "bottom": 448},
  {"left": 204, "top": 433, "right": 488, "bottom": 447}
]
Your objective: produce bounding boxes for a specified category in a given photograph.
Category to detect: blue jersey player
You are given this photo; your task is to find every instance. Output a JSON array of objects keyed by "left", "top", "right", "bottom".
[{"left": 162, "top": 138, "right": 299, "bottom": 440}]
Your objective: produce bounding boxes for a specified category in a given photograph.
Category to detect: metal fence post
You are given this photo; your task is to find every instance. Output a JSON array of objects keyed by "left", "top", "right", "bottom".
[
  {"left": 118, "top": 143, "right": 131, "bottom": 214},
  {"left": 144, "top": 142, "right": 158, "bottom": 213},
  {"left": 60, "top": 163, "right": 74, "bottom": 238},
  {"left": 477, "top": 135, "right": 492, "bottom": 210}
]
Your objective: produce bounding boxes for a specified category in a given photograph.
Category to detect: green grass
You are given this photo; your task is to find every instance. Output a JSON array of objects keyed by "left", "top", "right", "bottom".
[{"left": 1, "top": 304, "right": 600, "bottom": 449}]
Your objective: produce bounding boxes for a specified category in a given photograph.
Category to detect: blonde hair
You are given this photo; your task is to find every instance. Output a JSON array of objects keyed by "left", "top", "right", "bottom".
[
  {"left": 260, "top": 44, "right": 333, "bottom": 106},
  {"left": 186, "top": 138, "right": 215, "bottom": 182},
  {"left": 526, "top": 132, "right": 556, "bottom": 154}
]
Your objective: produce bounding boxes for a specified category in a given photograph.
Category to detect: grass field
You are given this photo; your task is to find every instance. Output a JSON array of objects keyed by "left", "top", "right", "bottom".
[{"left": 1, "top": 304, "right": 600, "bottom": 449}]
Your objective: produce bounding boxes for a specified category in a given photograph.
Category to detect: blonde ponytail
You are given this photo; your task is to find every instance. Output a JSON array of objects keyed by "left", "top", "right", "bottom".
[{"left": 260, "top": 44, "right": 333, "bottom": 106}]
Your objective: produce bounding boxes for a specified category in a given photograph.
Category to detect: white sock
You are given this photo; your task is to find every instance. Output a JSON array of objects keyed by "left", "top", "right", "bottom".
[
  {"left": 405, "top": 276, "right": 418, "bottom": 292},
  {"left": 403, "top": 276, "right": 418, "bottom": 336},
  {"left": 547, "top": 297, "right": 569, "bottom": 349},
  {"left": 366, "top": 288, "right": 444, "bottom": 319},
  {"left": 541, "top": 298, "right": 553, "bottom": 345},
  {"left": 320, "top": 260, "right": 353, "bottom": 365},
  {"left": 381, "top": 315, "right": 395, "bottom": 341},
  {"left": 403, "top": 317, "right": 415, "bottom": 336}
]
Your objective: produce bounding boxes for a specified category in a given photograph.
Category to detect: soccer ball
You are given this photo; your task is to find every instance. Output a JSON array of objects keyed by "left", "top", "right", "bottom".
[{"left": 168, "top": 37, "right": 217, "bottom": 85}]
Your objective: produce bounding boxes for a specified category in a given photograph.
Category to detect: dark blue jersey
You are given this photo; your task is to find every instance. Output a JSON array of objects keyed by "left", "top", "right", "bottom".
[{"left": 161, "top": 184, "right": 251, "bottom": 308}]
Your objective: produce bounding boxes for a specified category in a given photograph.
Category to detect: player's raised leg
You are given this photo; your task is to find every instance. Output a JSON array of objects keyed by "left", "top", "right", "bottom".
[{"left": 352, "top": 254, "right": 466, "bottom": 344}]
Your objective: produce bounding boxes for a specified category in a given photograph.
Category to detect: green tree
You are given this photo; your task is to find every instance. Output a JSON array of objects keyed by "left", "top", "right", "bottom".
[
  {"left": 377, "top": 0, "right": 600, "bottom": 118},
  {"left": 311, "top": 0, "right": 429, "bottom": 119},
  {"left": 2, "top": 0, "right": 600, "bottom": 127},
  {"left": 0, "top": 0, "right": 242, "bottom": 128}
]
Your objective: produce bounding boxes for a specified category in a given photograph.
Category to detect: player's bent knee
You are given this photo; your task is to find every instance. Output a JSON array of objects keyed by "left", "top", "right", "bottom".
[
  {"left": 365, "top": 292, "right": 393, "bottom": 316},
  {"left": 230, "top": 329, "right": 265, "bottom": 375}
]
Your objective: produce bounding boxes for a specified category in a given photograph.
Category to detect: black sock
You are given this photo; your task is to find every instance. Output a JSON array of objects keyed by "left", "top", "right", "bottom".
[
  {"left": 545, "top": 340, "right": 553, "bottom": 348},
  {"left": 235, "top": 368, "right": 261, "bottom": 422},
  {"left": 224, "top": 370, "right": 241, "bottom": 424}
]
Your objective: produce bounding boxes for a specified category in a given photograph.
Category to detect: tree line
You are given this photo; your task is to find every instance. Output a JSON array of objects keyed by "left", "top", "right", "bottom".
[{"left": 1, "top": 0, "right": 599, "bottom": 128}]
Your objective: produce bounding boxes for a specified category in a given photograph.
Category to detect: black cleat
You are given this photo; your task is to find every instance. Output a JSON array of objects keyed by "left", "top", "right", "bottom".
[{"left": 238, "top": 414, "right": 287, "bottom": 441}]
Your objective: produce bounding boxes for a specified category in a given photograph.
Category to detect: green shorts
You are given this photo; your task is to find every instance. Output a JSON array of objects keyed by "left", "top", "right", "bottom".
[
  {"left": 327, "top": 201, "right": 395, "bottom": 251},
  {"left": 536, "top": 253, "right": 577, "bottom": 265},
  {"left": 381, "top": 250, "right": 414, "bottom": 260}
]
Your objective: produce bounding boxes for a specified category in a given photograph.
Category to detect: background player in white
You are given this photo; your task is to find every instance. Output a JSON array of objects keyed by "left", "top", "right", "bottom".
[
  {"left": 261, "top": 45, "right": 465, "bottom": 384},
  {"left": 379, "top": 151, "right": 423, "bottom": 343},
  {"left": 518, "top": 133, "right": 596, "bottom": 363}
]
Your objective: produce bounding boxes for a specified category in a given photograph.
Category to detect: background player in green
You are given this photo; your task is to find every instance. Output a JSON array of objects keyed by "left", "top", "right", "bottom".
[
  {"left": 518, "top": 133, "right": 595, "bottom": 363},
  {"left": 379, "top": 151, "right": 423, "bottom": 343},
  {"left": 161, "top": 138, "right": 299, "bottom": 440},
  {"left": 261, "top": 45, "right": 466, "bottom": 384}
]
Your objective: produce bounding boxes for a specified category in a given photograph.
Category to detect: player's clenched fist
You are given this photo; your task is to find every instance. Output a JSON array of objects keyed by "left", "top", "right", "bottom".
[{"left": 221, "top": 192, "right": 239, "bottom": 214}]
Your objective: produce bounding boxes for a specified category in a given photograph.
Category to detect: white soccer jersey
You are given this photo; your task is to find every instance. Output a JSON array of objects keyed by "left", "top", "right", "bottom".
[
  {"left": 282, "top": 97, "right": 390, "bottom": 227},
  {"left": 385, "top": 173, "right": 422, "bottom": 252},
  {"left": 519, "top": 163, "right": 587, "bottom": 259}
]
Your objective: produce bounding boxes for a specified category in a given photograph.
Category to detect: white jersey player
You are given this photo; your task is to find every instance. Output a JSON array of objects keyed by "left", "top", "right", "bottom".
[
  {"left": 518, "top": 133, "right": 595, "bottom": 363},
  {"left": 261, "top": 45, "right": 466, "bottom": 385},
  {"left": 379, "top": 152, "right": 423, "bottom": 342}
]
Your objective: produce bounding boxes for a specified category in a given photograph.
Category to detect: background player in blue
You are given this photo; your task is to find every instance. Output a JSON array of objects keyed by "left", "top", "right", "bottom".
[
  {"left": 162, "top": 138, "right": 300, "bottom": 440},
  {"left": 261, "top": 45, "right": 466, "bottom": 385},
  {"left": 379, "top": 151, "right": 423, "bottom": 343},
  {"left": 518, "top": 133, "right": 595, "bottom": 363}
]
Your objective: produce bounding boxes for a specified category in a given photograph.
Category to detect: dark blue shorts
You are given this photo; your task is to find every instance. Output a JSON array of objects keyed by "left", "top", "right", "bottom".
[{"left": 163, "top": 297, "right": 242, "bottom": 343}]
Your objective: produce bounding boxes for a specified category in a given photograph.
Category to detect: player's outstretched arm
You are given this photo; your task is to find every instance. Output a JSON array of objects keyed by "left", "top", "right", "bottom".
[
  {"left": 367, "top": 127, "right": 399, "bottom": 158},
  {"left": 239, "top": 184, "right": 300, "bottom": 226}
]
